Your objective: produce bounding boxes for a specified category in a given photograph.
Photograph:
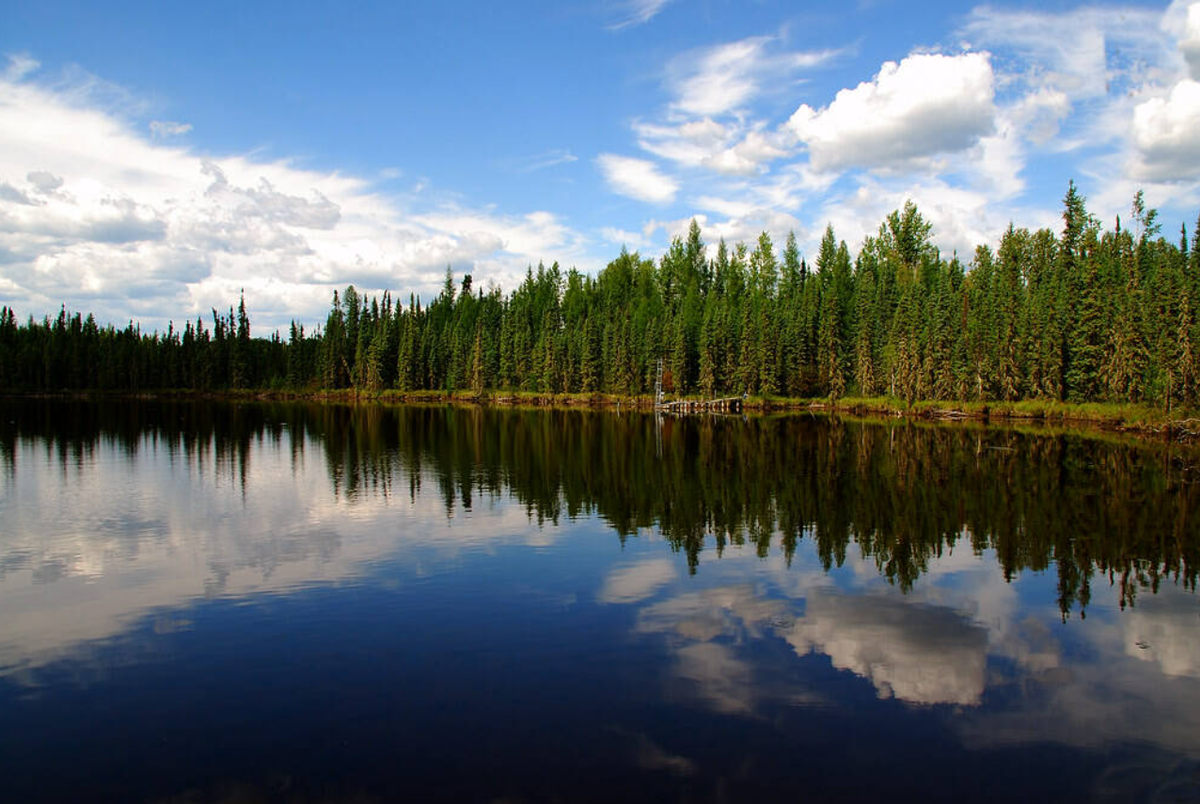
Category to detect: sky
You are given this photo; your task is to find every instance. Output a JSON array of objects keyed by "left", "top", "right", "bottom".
[{"left": 2, "top": 0, "right": 1200, "bottom": 331}]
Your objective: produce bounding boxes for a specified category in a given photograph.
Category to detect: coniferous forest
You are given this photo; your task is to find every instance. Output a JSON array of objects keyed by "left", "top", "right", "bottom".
[{"left": 3, "top": 184, "right": 1200, "bottom": 409}]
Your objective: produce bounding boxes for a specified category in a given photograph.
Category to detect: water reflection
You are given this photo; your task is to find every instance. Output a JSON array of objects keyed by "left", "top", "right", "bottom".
[
  {"left": 2, "top": 399, "right": 1200, "bottom": 802},
  {"left": 3, "top": 400, "right": 1196, "bottom": 614}
]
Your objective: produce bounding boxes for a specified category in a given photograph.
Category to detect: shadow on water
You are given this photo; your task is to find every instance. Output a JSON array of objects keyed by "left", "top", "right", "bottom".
[{"left": 2, "top": 399, "right": 1197, "bottom": 618}]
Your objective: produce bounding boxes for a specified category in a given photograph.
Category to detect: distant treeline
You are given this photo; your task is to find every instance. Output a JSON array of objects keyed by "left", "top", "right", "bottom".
[{"left": 3, "top": 183, "right": 1199, "bottom": 407}]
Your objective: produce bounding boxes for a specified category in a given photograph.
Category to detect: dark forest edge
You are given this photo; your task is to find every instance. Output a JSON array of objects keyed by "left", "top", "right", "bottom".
[{"left": 4, "top": 183, "right": 1200, "bottom": 435}]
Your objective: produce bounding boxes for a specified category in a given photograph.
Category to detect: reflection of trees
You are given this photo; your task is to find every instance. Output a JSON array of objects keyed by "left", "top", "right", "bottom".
[{"left": 4, "top": 400, "right": 1198, "bottom": 616}]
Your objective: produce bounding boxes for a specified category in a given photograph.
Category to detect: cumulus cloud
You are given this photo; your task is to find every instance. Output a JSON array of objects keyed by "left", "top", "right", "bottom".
[
  {"left": 0, "top": 70, "right": 592, "bottom": 329},
  {"left": 596, "top": 153, "right": 678, "bottom": 203},
  {"left": 610, "top": 4, "right": 1200, "bottom": 261},
  {"left": 0, "top": 182, "right": 38, "bottom": 206},
  {"left": 1182, "top": 2, "right": 1200, "bottom": 79},
  {"left": 787, "top": 53, "right": 997, "bottom": 173},
  {"left": 26, "top": 170, "right": 63, "bottom": 193},
  {"left": 1129, "top": 79, "right": 1200, "bottom": 181}
]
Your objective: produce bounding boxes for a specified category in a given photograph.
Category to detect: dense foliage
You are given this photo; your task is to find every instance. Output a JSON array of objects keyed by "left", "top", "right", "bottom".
[{"left": 4, "top": 184, "right": 1200, "bottom": 408}]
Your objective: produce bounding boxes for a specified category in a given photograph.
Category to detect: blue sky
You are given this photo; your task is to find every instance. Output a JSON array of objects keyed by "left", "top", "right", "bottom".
[{"left": 2, "top": 0, "right": 1199, "bottom": 330}]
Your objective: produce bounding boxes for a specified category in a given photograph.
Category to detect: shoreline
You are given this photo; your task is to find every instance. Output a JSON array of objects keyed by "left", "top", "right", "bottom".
[{"left": 5, "top": 388, "right": 1199, "bottom": 442}]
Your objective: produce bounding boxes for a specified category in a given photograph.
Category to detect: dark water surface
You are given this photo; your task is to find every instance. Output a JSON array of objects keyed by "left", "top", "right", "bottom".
[{"left": 2, "top": 400, "right": 1199, "bottom": 803}]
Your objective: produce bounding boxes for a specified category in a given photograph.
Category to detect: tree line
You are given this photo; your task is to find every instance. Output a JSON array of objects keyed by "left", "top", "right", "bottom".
[{"left": 3, "top": 183, "right": 1199, "bottom": 408}]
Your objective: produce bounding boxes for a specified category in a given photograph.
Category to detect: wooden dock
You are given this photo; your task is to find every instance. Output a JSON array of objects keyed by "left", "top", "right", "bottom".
[
  {"left": 655, "top": 396, "right": 743, "bottom": 414},
  {"left": 652, "top": 361, "right": 743, "bottom": 414}
]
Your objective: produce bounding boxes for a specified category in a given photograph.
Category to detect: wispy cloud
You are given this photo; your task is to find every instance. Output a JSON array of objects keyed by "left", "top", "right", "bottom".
[
  {"left": 507, "top": 148, "right": 579, "bottom": 173},
  {"left": 667, "top": 36, "right": 843, "bottom": 117},
  {"left": 596, "top": 153, "right": 678, "bottom": 203},
  {"left": 4, "top": 53, "right": 39, "bottom": 81},
  {"left": 148, "top": 120, "right": 192, "bottom": 138},
  {"left": 607, "top": 0, "right": 675, "bottom": 31}
]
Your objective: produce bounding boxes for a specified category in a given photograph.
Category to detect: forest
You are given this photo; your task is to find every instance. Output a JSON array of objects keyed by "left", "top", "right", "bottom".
[{"left": 3, "top": 183, "right": 1200, "bottom": 409}]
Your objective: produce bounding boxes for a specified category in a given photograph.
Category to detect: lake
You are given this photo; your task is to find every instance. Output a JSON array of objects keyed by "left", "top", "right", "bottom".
[{"left": 1, "top": 400, "right": 1199, "bottom": 803}]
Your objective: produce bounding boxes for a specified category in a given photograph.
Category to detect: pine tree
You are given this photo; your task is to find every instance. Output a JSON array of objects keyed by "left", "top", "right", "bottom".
[
  {"left": 471, "top": 324, "right": 485, "bottom": 395},
  {"left": 818, "top": 288, "right": 842, "bottom": 398},
  {"left": 698, "top": 306, "right": 718, "bottom": 397},
  {"left": 995, "top": 226, "right": 1027, "bottom": 401},
  {"left": 1067, "top": 230, "right": 1105, "bottom": 401}
]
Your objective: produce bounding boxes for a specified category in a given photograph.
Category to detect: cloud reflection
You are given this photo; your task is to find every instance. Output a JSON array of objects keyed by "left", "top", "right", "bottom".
[
  {"left": 0, "top": 433, "right": 563, "bottom": 678},
  {"left": 783, "top": 591, "right": 989, "bottom": 706},
  {"left": 598, "top": 558, "right": 678, "bottom": 604}
]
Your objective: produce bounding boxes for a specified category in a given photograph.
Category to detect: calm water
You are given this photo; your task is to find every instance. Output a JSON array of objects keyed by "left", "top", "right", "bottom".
[{"left": 1, "top": 400, "right": 1199, "bottom": 803}]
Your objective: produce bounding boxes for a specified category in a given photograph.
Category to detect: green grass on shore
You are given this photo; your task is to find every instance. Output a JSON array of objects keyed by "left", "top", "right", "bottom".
[{"left": 12, "top": 386, "right": 1200, "bottom": 438}]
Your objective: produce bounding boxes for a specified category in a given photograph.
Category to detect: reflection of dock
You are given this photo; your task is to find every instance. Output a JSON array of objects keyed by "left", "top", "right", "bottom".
[{"left": 655, "top": 397, "right": 744, "bottom": 414}]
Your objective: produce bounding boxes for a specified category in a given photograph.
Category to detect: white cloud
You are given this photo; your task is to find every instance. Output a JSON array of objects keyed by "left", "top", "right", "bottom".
[
  {"left": 596, "top": 153, "right": 678, "bottom": 203},
  {"left": 951, "top": 2, "right": 1200, "bottom": 221},
  {"left": 1124, "top": 593, "right": 1200, "bottom": 679},
  {"left": 813, "top": 178, "right": 1027, "bottom": 260},
  {"left": 0, "top": 70, "right": 592, "bottom": 330},
  {"left": 1182, "top": 2, "right": 1200, "bottom": 79},
  {"left": 509, "top": 148, "right": 578, "bottom": 172},
  {"left": 783, "top": 591, "right": 989, "bottom": 706},
  {"left": 26, "top": 169, "right": 63, "bottom": 193},
  {"left": 1002, "top": 87, "right": 1072, "bottom": 148},
  {"left": 957, "top": 586, "right": 1200, "bottom": 761},
  {"left": 600, "top": 225, "right": 649, "bottom": 250},
  {"left": 149, "top": 119, "right": 192, "bottom": 138},
  {"left": 635, "top": 117, "right": 735, "bottom": 168},
  {"left": 694, "top": 196, "right": 754, "bottom": 218},
  {"left": 607, "top": 0, "right": 674, "bottom": 31},
  {"left": 642, "top": 206, "right": 804, "bottom": 256},
  {"left": 634, "top": 585, "right": 815, "bottom": 714},
  {"left": 704, "top": 130, "right": 789, "bottom": 176},
  {"left": 598, "top": 558, "right": 678, "bottom": 604},
  {"left": 787, "top": 52, "right": 997, "bottom": 173},
  {"left": 0, "top": 427, "right": 575, "bottom": 679},
  {"left": 667, "top": 36, "right": 841, "bottom": 117},
  {"left": 961, "top": 5, "right": 1167, "bottom": 101},
  {"left": 1129, "top": 78, "right": 1200, "bottom": 181},
  {"left": 3, "top": 54, "right": 39, "bottom": 82}
]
